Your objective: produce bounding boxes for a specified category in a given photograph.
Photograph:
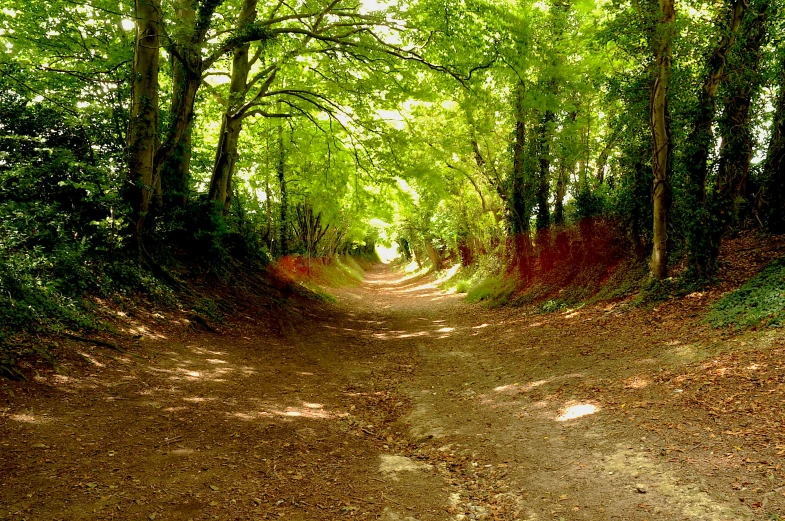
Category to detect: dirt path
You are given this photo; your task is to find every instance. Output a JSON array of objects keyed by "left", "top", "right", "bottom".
[{"left": 2, "top": 264, "right": 784, "bottom": 520}]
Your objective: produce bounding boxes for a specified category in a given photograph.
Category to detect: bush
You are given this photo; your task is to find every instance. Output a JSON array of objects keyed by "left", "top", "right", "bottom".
[{"left": 0, "top": 93, "right": 123, "bottom": 335}]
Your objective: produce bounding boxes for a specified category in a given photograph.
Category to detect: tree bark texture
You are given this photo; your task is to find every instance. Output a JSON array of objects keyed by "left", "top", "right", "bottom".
[
  {"left": 425, "top": 241, "right": 442, "bottom": 269},
  {"left": 510, "top": 84, "right": 530, "bottom": 237},
  {"left": 209, "top": 114, "right": 243, "bottom": 210},
  {"left": 277, "top": 119, "right": 288, "bottom": 257},
  {"left": 510, "top": 83, "right": 534, "bottom": 277},
  {"left": 164, "top": 0, "right": 196, "bottom": 209},
  {"left": 649, "top": 0, "right": 675, "bottom": 280},
  {"left": 763, "top": 66, "right": 785, "bottom": 232},
  {"left": 714, "top": 0, "right": 769, "bottom": 210},
  {"left": 154, "top": 0, "right": 238, "bottom": 196},
  {"left": 684, "top": 0, "right": 748, "bottom": 277},
  {"left": 128, "top": 0, "right": 160, "bottom": 251},
  {"left": 554, "top": 161, "right": 567, "bottom": 225},
  {"left": 208, "top": 0, "right": 258, "bottom": 211},
  {"left": 535, "top": 111, "right": 553, "bottom": 232}
]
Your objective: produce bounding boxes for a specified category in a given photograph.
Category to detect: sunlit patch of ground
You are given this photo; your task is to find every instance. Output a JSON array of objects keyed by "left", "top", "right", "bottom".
[
  {"left": 623, "top": 375, "right": 651, "bottom": 389},
  {"left": 555, "top": 401, "right": 599, "bottom": 421},
  {"left": 7, "top": 413, "right": 52, "bottom": 424}
]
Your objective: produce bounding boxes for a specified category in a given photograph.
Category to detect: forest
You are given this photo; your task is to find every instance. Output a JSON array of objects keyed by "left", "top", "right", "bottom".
[
  {"left": 2, "top": 0, "right": 785, "bottom": 332},
  {"left": 3, "top": 0, "right": 785, "bottom": 518}
]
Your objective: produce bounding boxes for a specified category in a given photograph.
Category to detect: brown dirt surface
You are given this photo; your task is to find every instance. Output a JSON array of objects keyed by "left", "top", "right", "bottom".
[{"left": 2, "top": 256, "right": 785, "bottom": 520}]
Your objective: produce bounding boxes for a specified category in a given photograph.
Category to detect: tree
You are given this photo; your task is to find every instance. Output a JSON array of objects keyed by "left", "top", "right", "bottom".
[
  {"left": 127, "top": 0, "right": 161, "bottom": 256},
  {"left": 712, "top": 0, "right": 770, "bottom": 225},
  {"left": 762, "top": 58, "right": 785, "bottom": 232},
  {"left": 683, "top": 0, "right": 749, "bottom": 278},
  {"left": 649, "top": 0, "right": 676, "bottom": 280}
]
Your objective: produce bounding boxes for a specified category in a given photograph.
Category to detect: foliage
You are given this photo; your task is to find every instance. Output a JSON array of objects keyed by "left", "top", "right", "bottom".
[
  {"left": 273, "top": 254, "right": 372, "bottom": 302},
  {"left": 466, "top": 276, "right": 518, "bottom": 307},
  {"left": 3, "top": 0, "right": 785, "bottom": 378},
  {"left": 0, "top": 89, "right": 121, "bottom": 337},
  {"left": 440, "top": 246, "right": 506, "bottom": 293},
  {"left": 706, "top": 255, "right": 785, "bottom": 328}
]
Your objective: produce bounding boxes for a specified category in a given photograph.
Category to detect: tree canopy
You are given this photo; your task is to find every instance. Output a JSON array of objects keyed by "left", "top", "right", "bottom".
[{"left": 3, "top": 0, "right": 785, "bottom": 327}]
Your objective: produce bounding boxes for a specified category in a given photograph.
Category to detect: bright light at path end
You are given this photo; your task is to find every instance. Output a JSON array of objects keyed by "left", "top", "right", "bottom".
[
  {"left": 376, "top": 242, "right": 399, "bottom": 264},
  {"left": 121, "top": 19, "right": 135, "bottom": 31}
]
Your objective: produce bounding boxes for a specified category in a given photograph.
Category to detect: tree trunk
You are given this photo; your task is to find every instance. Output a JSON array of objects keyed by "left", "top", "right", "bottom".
[
  {"left": 684, "top": 0, "right": 748, "bottom": 277},
  {"left": 425, "top": 241, "right": 442, "bottom": 269},
  {"left": 762, "top": 64, "right": 785, "bottom": 232},
  {"left": 165, "top": 0, "right": 196, "bottom": 209},
  {"left": 277, "top": 118, "right": 288, "bottom": 257},
  {"left": 581, "top": 101, "right": 591, "bottom": 190},
  {"left": 595, "top": 138, "right": 614, "bottom": 185},
  {"left": 631, "top": 156, "right": 649, "bottom": 256},
  {"left": 535, "top": 110, "right": 554, "bottom": 272},
  {"left": 208, "top": 113, "right": 243, "bottom": 209},
  {"left": 265, "top": 147, "right": 273, "bottom": 245},
  {"left": 714, "top": 1, "right": 769, "bottom": 213},
  {"left": 554, "top": 161, "right": 567, "bottom": 225},
  {"left": 127, "top": 0, "right": 160, "bottom": 253},
  {"left": 207, "top": 0, "right": 258, "bottom": 211},
  {"left": 153, "top": 0, "right": 242, "bottom": 198},
  {"left": 510, "top": 82, "right": 534, "bottom": 278},
  {"left": 536, "top": 111, "right": 553, "bottom": 232},
  {"left": 649, "top": 0, "right": 675, "bottom": 280},
  {"left": 154, "top": 48, "right": 201, "bottom": 203}
]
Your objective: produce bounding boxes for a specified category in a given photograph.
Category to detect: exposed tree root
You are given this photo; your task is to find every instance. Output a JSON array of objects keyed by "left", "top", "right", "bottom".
[{"left": 60, "top": 332, "right": 125, "bottom": 352}]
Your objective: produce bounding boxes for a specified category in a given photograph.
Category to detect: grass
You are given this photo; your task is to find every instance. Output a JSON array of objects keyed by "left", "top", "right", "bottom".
[
  {"left": 705, "top": 254, "right": 785, "bottom": 329},
  {"left": 448, "top": 253, "right": 649, "bottom": 314},
  {"left": 438, "top": 264, "right": 479, "bottom": 294},
  {"left": 294, "top": 281, "right": 338, "bottom": 303},
  {"left": 466, "top": 275, "right": 518, "bottom": 306},
  {"left": 311, "top": 255, "right": 367, "bottom": 288},
  {"left": 277, "top": 254, "right": 376, "bottom": 302},
  {"left": 455, "top": 279, "right": 471, "bottom": 293},
  {"left": 437, "top": 257, "right": 518, "bottom": 307},
  {"left": 439, "top": 252, "right": 508, "bottom": 302}
]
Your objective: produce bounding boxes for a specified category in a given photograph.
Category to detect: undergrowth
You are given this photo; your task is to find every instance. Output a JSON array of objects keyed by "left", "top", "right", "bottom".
[
  {"left": 466, "top": 276, "right": 518, "bottom": 306},
  {"left": 441, "top": 246, "right": 649, "bottom": 313},
  {"left": 439, "top": 253, "right": 517, "bottom": 306},
  {"left": 705, "top": 254, "right": 785, "bottom": 329},
  {"left": 588, "top": 259, "right": 649, "bottom": 303},
  {"left": 275, "top": 253, "right": 377, "bottom": 302}
]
